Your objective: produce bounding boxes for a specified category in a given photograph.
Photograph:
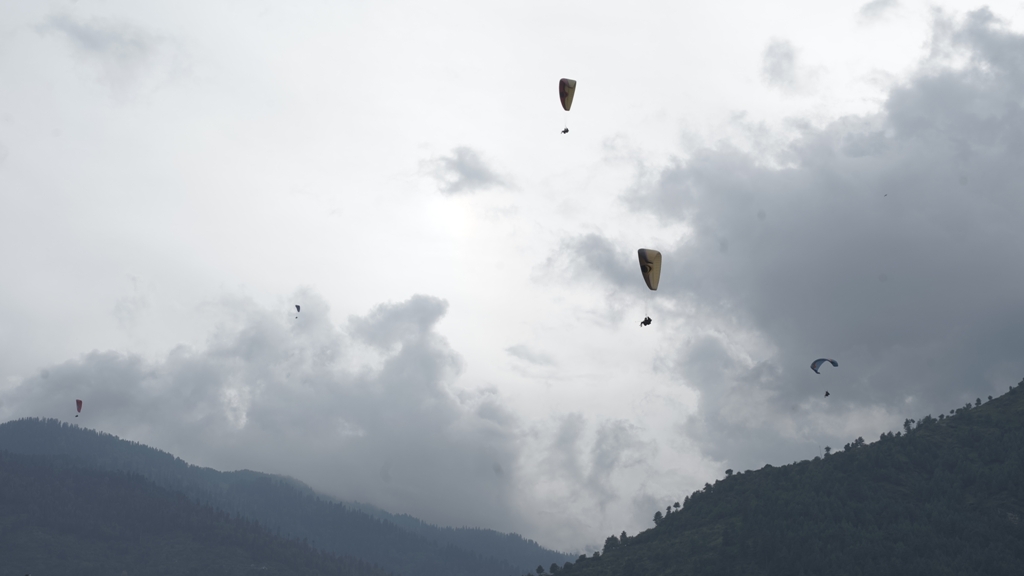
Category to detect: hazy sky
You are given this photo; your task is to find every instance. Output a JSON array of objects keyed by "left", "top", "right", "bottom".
[{"left": 3, "top": 0, "right": 1024, "bottom": 553}]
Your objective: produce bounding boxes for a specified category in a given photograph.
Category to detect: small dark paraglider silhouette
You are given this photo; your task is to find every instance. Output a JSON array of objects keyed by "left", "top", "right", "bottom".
[
  {"left": 75, "top": 399, "right": 82, "bottom": 417},
  {"left": 810, "top": 358, "right": 838, "bottom": 374},
  {"left": 811, "top": 359, "right": 837, "bottom": 398},
  {"left": 295, "top": 304, "right": 300, "bottom": 319},
  {"left": 559, "top": 78, "right": 576, "bottom": 134},
  {"left": 638, "top": 249, "right": 661, "bottom": 326}
]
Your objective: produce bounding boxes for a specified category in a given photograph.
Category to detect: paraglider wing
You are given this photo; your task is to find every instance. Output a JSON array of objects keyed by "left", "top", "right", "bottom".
[
  {"left": 559, "top": 78, "right": 577, "bottom": 111},
  {"left": 76, "top": 399, "right": 82, "bottom": 413},
  {"left": 295, "top": 305, "right": 300, "bottom": 313},
  {"left": 637, "top": 249, "right": 662, "bottom": 290},
  {"left": 810, "top": 358, "right": 838, "bottom": 374}
]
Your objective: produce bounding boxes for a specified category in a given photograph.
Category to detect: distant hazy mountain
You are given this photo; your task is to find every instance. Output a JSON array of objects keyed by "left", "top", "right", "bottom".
[
  {"left": 0, "top": 451, "right": 385, "bottom": 576},
  {"left": 0, "top": 419, "right": 572, "bottom": 576},
  {"left": 551, "top": 381, "right": 1024, "bottom": 576}
]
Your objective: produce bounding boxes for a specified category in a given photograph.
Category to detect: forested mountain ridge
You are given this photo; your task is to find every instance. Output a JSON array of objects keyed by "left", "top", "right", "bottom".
[
  {"left": 0, "top": 451, "right": 386, "bottom": 576},
  {"left": 548, "top": 381, "right": 1024, "bottom": 576},
  {"left": 0, "top": 418, "right": 572, "bottom": 576}
]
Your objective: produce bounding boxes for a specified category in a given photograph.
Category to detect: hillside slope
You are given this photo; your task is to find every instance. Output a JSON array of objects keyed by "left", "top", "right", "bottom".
[
  {"left": 0, "top": 419, "right": 571, "bottom": 576},
  {"left": 0, "top": 451, "right": 385, "bottom": 576},
  {"left": 555, "top": 382, "right": 1024, "bottom": 576}
]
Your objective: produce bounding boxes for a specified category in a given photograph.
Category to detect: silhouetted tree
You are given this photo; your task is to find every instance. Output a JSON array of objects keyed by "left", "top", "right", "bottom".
[
  {"left": 537, "top": 565, "right": 545, "bottom": 575},
  {"left": 653, "top": 511, "right": 663, "bottom": 525},
  {"left": 603, "top": 535, "right": 619, "bottom": 553}
]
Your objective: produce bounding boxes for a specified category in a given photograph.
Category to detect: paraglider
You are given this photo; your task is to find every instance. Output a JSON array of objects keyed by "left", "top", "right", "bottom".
[
  {"left": 637, "top": 249, "right": 661, "bottom": 325},
  {"left": 295, "top": 304, "right": 300, "bottom": 319},
  {"left": 75, "top": 399, "right": 82, "bottom": 417},
  {"left": 824, "top": 391, "right": 830, "bottom": 398},
  {"left": 559, "top": 78, "right": 576, "bottom": 133},
  {"left": 637, "top": 249, "right": 662, "bottom": 291},
  {"left": 810, "top": 358, "right": 838, "bottom": 374}
]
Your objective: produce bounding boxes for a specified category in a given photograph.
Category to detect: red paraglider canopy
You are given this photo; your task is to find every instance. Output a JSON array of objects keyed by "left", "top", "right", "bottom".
[{"left": 76, "top": 399, "right": 82, "bottom": 413}]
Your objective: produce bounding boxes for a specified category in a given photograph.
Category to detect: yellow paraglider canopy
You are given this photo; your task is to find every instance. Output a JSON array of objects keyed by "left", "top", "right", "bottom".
[{"left": 637, "top": 249, "right": 662, "bottom": 291}]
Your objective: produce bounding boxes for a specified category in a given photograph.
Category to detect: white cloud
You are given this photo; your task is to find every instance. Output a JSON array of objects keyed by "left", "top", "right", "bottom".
[{"left": 37, "top": 12, "right": 185, "bottom": 98}]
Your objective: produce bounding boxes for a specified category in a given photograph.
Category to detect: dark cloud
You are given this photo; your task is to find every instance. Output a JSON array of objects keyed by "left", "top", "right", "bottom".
[
  {"left": 0, "top": 292, "right": 524, "bottom": 535},
  {"left": 858, "top": 0, "right": 899, "bottom": 23},
  {"left": 426, "top": 147, "right": 508, "bottom": 195},
  {"left": 581, "top": 9, "right": 1024, "bottom": 471},
  {"left": 506, "top": 344, "right": 555, "bottom": 366}
]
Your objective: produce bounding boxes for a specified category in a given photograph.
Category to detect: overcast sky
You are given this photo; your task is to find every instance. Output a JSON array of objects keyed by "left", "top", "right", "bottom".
[{"left": 3, "top": 0, "right": 1024, "bottom": 553}]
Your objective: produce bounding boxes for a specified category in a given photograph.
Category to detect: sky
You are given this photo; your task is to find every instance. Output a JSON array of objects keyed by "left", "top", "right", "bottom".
[{"left": 3, "top": 0, "right": 1024, "bottom": 554}]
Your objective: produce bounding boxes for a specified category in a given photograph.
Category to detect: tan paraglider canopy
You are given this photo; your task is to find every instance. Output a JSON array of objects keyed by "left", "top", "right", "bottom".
[
  {"left": 637, "top": 249, "right": 662, "bottom": 290},
  {"left": 559, "top": 79, "right": 577, "bottom": 111}
]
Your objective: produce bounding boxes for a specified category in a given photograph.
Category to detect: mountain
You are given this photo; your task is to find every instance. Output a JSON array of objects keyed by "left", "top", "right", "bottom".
[
  {"left": 0, "top": 451, "right": 385, "bottom": 576},
  {"left": 0, "top": 419, "right": 572, "bottom": 576},
  {"left": 552, "top": 381, "right": 1024, "bottom": 576}
]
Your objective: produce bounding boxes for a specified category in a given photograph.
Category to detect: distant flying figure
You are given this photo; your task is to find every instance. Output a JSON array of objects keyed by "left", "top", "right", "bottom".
[
  {"left": 825, "top": 391, "right": 830, "bottom": 398},
  {"left": 295, "top": 304, "right": 300, "bottom": 319},
  {"left": 810, "top": 358, "right": 838, "bottom": 374},
  {"left": 75, "top": 399, "right": 82, "bottom": 417},
  {"left": 637, "top": 249, "right": 661, "bottom": 329},
  {"left": 559, "top": 78, "right": 576, "bottom": 133}
]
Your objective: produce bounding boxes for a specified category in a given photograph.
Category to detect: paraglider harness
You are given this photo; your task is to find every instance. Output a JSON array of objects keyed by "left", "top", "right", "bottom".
[{"left": 640, "top": 316, "right": 652, "bottom": 327}]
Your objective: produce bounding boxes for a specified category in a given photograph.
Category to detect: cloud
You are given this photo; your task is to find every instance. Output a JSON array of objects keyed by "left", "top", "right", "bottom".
[
  {"left": 532, "top": 414, "right": 657, "bottom": 550},
  {"left": 555, "top": 233, "right": 636, "bottom": 290},
  {"left": 37, "top": 13, "right": 184, "bottom": 97},
  {"left": 579, "top": 9, "right": 1024, "bottom": 471},
  {"left": 761, "top": 39, "right": 820, "bottom": 94},
  {"left": 858, "top": 0, "right": 899, "bottom": 23},
  {"left": 112, "top": 274, "right": 151, "bottom": 329},
  {"left": 761, "top": 39, "right": 800, "bottom": 90},
  {"left": 0, "top": 292, "right": 524, "bottom": 535},
  {"left": 506, "top": 344, "right": 555, "bottom": 366},
  {"left": 425, "top": 146, "right": 509, "bottom": 195}
]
